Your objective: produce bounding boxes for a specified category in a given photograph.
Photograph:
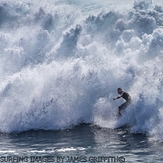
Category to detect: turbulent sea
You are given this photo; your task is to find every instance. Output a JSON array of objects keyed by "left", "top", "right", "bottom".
[{"left": 0, "top": 0, "right": 163, "bottom": 162}]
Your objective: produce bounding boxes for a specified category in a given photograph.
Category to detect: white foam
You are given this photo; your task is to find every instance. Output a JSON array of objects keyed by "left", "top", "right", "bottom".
[{"left": 0, "top": 0, "right": 163, "bottom": 141}]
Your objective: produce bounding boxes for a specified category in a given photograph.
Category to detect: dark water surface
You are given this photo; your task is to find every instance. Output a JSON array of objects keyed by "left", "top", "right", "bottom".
[{"left": 0, "top": 124, "right": 162, "bottom": 163}]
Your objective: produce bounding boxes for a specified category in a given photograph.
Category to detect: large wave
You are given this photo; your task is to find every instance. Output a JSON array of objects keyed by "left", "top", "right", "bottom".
[{"left": 0, "top": 0, "right": 163, "bottom": 141}]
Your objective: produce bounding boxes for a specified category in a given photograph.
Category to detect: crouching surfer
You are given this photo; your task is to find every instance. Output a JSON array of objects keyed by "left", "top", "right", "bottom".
[{"left": 113, "top": 88, "right": 131, "bottom": 117}]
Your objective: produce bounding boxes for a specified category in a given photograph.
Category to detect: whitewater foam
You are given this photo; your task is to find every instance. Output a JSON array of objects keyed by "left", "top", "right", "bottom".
[{"left": 0, "top": 0, "right": 163, "bottom": 141}]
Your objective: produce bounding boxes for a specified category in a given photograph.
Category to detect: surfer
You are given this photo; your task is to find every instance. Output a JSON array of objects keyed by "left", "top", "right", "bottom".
[{"left": 113, "top": 88, "right": 131, "bottom": 117}]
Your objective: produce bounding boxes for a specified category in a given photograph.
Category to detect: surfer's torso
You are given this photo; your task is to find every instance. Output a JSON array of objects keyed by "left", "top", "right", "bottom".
[{"left": 120, "top": 91, "right": 131, "bottom": 102}]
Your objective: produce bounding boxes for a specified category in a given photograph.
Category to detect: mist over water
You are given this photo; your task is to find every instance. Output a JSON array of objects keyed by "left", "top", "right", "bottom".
[{"left": 0, "top": 0, "right": 163, "bottom": 141}]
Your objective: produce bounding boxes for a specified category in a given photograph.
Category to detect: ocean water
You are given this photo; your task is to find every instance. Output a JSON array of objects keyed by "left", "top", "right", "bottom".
[
  {"left": 0, "top": 125, "right": 163, "bottom": 163},
  {"left": 0, "top": 0, "right": 163, "bottom": 162}
]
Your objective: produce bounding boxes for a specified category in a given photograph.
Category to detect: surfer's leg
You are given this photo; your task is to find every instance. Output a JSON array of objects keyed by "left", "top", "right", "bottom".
[
  {"left": 118, "top": 102, "right": 127, "bottom": 117},
  {"left": 118, "top": 107, "right": 121, "bottom": 117},
  {"left": 118, "top": 105, "right": 123, "bottom": 117}
]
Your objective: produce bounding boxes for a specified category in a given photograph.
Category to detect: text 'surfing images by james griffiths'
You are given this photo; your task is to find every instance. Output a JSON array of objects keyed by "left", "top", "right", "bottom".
[{"left": 0, "top": 156, "right": 126, "bottom": 163}]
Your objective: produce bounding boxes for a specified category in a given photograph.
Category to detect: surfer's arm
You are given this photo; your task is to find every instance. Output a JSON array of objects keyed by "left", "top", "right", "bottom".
[{"left": 113, "top": 96, "right": 121, "bottom": 100}]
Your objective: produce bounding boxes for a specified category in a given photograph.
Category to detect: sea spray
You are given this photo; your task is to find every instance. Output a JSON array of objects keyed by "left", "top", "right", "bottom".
[{"left": 0, "top": 0, "right": 163, "bottom": 141}]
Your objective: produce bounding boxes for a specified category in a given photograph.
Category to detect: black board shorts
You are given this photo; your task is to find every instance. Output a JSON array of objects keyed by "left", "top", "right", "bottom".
[{"left": 119, "top": 101, "right": 131, "bottom": 110}]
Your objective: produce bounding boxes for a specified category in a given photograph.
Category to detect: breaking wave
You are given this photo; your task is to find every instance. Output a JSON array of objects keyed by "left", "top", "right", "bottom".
[{"left": 0, "top": 0, "right": 163, "bottom": 141}]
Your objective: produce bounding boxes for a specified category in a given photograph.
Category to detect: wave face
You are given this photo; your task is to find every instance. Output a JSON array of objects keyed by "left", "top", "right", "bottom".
[{"left": 0, "top": 0, "right": 163, "bottom": 140}]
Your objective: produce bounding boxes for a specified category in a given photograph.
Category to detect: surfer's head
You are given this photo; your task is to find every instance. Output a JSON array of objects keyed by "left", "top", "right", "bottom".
[{"left": 117, "top": 88, "right": 122, "bottom": 94}]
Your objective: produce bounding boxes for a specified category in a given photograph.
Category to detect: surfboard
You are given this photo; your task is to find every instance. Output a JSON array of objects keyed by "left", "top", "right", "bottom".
[{"left": 114, "top": 124, "right": 130, "bottom": 130}]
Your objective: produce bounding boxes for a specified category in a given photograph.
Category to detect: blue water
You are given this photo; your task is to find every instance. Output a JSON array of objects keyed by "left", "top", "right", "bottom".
[
  {"left": 0, "top": 125, "right": 163, "bottom": 163},
  {"left": 1, "top": 0, "right": 163, "bottom": 162}
]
